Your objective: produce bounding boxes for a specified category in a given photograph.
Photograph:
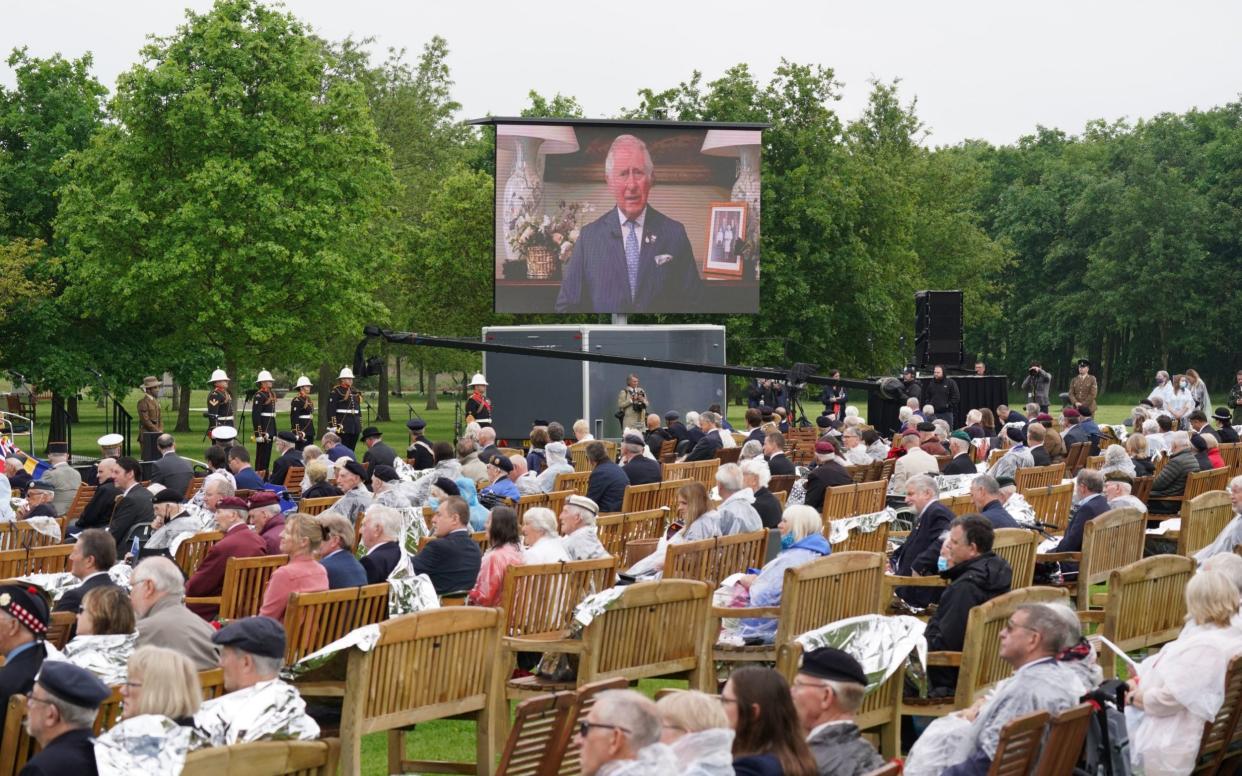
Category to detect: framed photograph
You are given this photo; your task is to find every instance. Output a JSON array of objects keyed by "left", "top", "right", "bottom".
[{"left": 704, "top": 202, "right": 747, "bottom": 278}]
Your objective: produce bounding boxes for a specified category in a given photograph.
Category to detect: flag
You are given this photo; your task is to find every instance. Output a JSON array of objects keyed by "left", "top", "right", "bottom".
[{"left": 0, "top": 436, "right": 49, "bottom": 479}]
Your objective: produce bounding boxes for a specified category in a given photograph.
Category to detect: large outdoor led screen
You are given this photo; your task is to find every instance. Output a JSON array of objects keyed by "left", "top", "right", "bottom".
[{"left": 492, "top": 120, "right": 763, "bottom": 314}]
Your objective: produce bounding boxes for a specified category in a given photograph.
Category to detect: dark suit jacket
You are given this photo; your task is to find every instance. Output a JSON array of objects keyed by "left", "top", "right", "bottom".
[
  {"left": 150, "top": 453, "right": 194, "bottom": 499},
  {"left": 586, "top": 461, "right": 629, "bottom": 513},
  {"left": 53, "top": 572, "right": 118, "bottom": 615},
  {"left": 804, "top": 461, "right": 853, "bottom": 512},
  {"left": 8, "top": 470, "right": 31, "bottom": 497},
  {"left": 185, "top": 523, "right": 268, "bottom": 618},
  {"left": 302, "top": 482, "right": 343, "bottom": 500},
  {"left": 943, "top": 454, "right": 976, "bottom": 475},
  {"left": 360, "top": 541, "right": 402, "bottom": 585},
  {"left": 1029, "top": 445, "right": 1052, "bottom": 467},
  {"left": 893, "top": 501, "right": 954, "bottom": 607},
  {"left": 683, "top": 433, "right": 723, "bottom": 462},
  {"left": 74, "top": 480, "right": 120, "bottom": 532},
  {"left": 555, "top": 205, "right": 701, "bottom": 313},
  {"left": 979, "top": 499, "right": 1018, "bottom": 529},
  {"left": 410, "top": 531, "right": 482, "bottom": 595},
  {"left": 19, "top": 727, "right": 96, "bottom": 775},
  {"left": 0, "top": 643, "right": 45, "bottom": 733},
  {"left": 766, "top": 452, "right": 795, "bottom": 475},
  {"left": 622, "top": 456, "right": 662, "bottom": 487},
  {"left": 363, "top": 441, "right": 397, "bottom": 478},
  {"left": 746, "top": 428, "right": 765, "bottom": 444},
  {"left": 232, "top": 467, "right": 265, "bottom": 491},
  {"left": 108, "top": 485, "right": 155, "bottom": 548},
  {"left": 322, "top": 549, "right": 368, "bottom": 589},
  {"left": 1053, "top": 494, "right": 1111, "bottom": 557},
  {"left": 733, "top": 754, "right": 784, "bottom": 776},
  {"left": 752, "top": 487, "right": 783, "bottom": 529},
  {"left": 267, "top": 448, "right": 303, "bottom": 489}
]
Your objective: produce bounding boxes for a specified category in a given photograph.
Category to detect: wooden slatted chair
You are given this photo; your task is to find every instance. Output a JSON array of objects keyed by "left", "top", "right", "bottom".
[
  {"left": 1134, "top": 474, "right": 1154, "bottom": 504},
  {"left": 1149, "top": 466, "right": 1229, "bottom": 515},
  {"left": 504, "top": 580, "right": 714, "bottom": 700},
  {"left": 619, "top": 481, "right": 661, "bottom": 513},
  {"left": 993, "top": 527, "right": 1040, "bottom": 589},
  {"left": 553, "top": 471, "right": 592, "bottom": 496},
  {"left": 940, "top": 493, "right": 976, "bottom": 517},
  {"left": 714, "top": 446, "right": 741, "bottom": 465},
  {"left": 0, "top": 695, "right": 40, "bottom": 773},
  {"left": 901, "top": 587, "right": 1070, "bottom": 718},
  {"left": 515, "top": 492, "right": 550, "bottom": 518},
  {"left": 826, "top": 519, "right": 890, "bottom": 554},
  {"left": 182, "top": 739, "right": 342, "bottom": 775},
  {"left": 664, "top": 530, "right": 768, "bottom": 589},
  {"left": 1220, "top": 441, "right": 1242, "bottom": 479},
  {"left": 1021, "top": 483, "right": 1074, "bottom": 533},
  {"left": 1080, "top": 555, "right": 1193, "bottom": 680},
  {"left": 1036, "top": 507, "right": 1146, "bottom": 611},
  {"left": 284, "top": 587, "right": 362, "bottom": 665},
  {"left": 185, "top": 554, "right": 288, "bottom": 619},
  {"left": 595, "top": 513, "right": 626, "bottom": 558},
  {"left": 0, "top": 543, "right": 73, "bottom": 579},
  {"left": 768, "top": 474, "right": 796, "bottom": 494},
  {"left": 549, "top": 678, "right": 629, "bottom": 776},
  {"left": 1193, "top": 653, "right": 1242, "bottom": 774},
  {"left": 1033, "top": 702, "right": 1094, "bottom": 776},
  {"left": 1084, "top": 455, "right": 1105, "bottom": 470},
  {"left": 986, "top": 448, "right": 1005, "bottom": 468},
  {"left": 820, "top": 482, "right": 860, "bottom": 521},
  {"left": 173, "top": 530, "right": 224, "bottom": 578},
  {"left": 282, "top": 465, "right": 305, "bottom": 499},
  {"left": 1065, "top": 441, "right": 1091, "bottom": 474},
  {"left": 94, "top": 686, "right": 124, "bottom": 734},
  {"left": 545, "top": 489, "right": 575, "bottom": 517},
  {"left": 657, "top": 438, "right": 677, "bottom": 463},
  {"left": 496, "top": 691, "right": 577, "bottom": 776},
  {"left": 184, "top": 475, "right": 207, "bottom": 501},
  {"left": 568, "top": 442, "right": 595, "bottom": 472},
  {"left": 1014, "top": 462, "right": 1066, "bottom": 491},
  {"left": 500, "top": 558, "right": 617, "bottom": 655},
  {"left": 45, "top": 610, "right": 75, "bottom": 650},
  {"left": 713, "top": 552, "right": 885, "bottom": 667},
  {"left": 661, "top": 459, "right": 719, "bottom": 490},
  {"left": 0, "top": 523, "right": 60, "bottom": 551},
  {"left": 338, "top": 607, "right": 505, "bottom": 775},
  {"left": 63, "top": 483, "right": 96, "bottom": 521},
  {"left": 299, "top": 495, "right": 342, "bottom": 516},
  {"left": 844, "top": 464, "right": 869, "bottom": 483},
  {"left": 1178, "top": 490, "right": 1234, "bottom": 557},
  {"left": 990, "top": 710, "right": 1052, "bottom": 776}
]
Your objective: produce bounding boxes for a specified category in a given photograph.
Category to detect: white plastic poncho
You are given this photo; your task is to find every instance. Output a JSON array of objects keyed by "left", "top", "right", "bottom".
[
  {"left": 596, "top": 742, "right": 680, "bottom": 776},
  {"left": 669, "top": 729, "right": 735, "bottom": 776},
  {"left": 191, "top": 678, "right": 320, "bottom": 747}
]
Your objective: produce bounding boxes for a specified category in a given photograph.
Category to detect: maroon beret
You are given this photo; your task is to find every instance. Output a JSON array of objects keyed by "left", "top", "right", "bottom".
[
  {"left": 247, "top": 491, "right": 279, "bottom": 509},
  {"left": 814, "top": 439, "right": 836, "bottom": 455},
  {"left": 217, "top": 496, "right": 249, "bottom": 511}
]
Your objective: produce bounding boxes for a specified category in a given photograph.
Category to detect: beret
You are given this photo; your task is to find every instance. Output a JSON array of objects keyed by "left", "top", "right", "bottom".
[
  {"left": 151, "top": 488, "right": 183, "bottom": 505},
  {"left": 433, "top": 477, "right": 459, "bottom": 496},
  {"left": 27, "top": 480, "right": 54, "bottom": 493},
  {"left": 487, "top": 454, "right": 513, "bottom": 472},
  {"left": 212, "top": 616, "right": 286, "bottom": 658},
  {"left": 814, "top": 439, "right": 836, "bottom": 455},
  {"left": 1104, "top": 470, "right": 1134, "bottom": 486},
  {"left": 276, "top": 430, "right": 298, "bottom": 444},
  {"left": 372, "top": 464, "right": 399, "bottom": 483},
  {"left": 950, "top": 431, "right": 972, "bottom": 443},
  {"left": 799, "top": 646, "right": 867, "bottom": 686},
  {"left": 216, "top": 496, "right": 249, "bottom": 511},
  {"left": 36, "top": 661, "right": 110, "bottom": 708},
  {"left": 1076, "top": 404, "right": 1094, "bottom": 417},
  {"left": 1036, "top": 413, "right": 1053, "bottom": 422},
  {"left": 532, "top": 419, "right": 549, "bottom": 427},
  {"left": 406, "top": 418, "right": 427, "bottom": 432},
  {"left": 1062, "top": 408, "right": 1081, "bottom": 418},
  {"left": 341, "top": 460, "right": 367, "bottom": 480},
  {"left": 1005, "top": 426, "right": 1025, "bottom": 444},
  {"left": 663, "top": 411, "right": 680, "bottom": 421},
  {"left": 360, "top": 426, "right": 382, "bottom": 440},
  {"left": 0, "top": 584, "right": 48, "bottom": 635},
  {"left": 566, "top": 494, "right": 598, "bottom": 516},
  {"left": 916, "top": 422, "right": 936, "bottom": 433},
  {"left": 995, "top": 475, "right": 1016, "bottom": 488},
  {"left": 247, "top": 490, "right": 280, "bottom": 509},
  {"left": 1191, "top": 433, "right": 1208, "bottom": 452},
  {"left": 816, "top": 416, "right": 831, "bottom": 428}
]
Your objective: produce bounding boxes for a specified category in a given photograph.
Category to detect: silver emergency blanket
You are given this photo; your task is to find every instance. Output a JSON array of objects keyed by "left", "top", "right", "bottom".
[
  {"left": 286, "top": 623, "right": 381, "bottom": 679},
  {"left": 24, "top": 515, "right": 61, "bottom": 541},
  {"left": 827, "top": 508, "right": 898, "bottom": 546},
  {"left": 155, "top": 503, "right": 216, "bottom": 555},
  {"left": 534, "top": 586, "right": 626, "bottom": 680},
  {"left": 935, "top": 472, "right": 980, "bottom": 497},
  {"left": 191, "top": 678, "right": 320, "bottom": 747},
  {"left": 94, "top": 713, "right": 195, "bottom": 775},
  {"left": 386, "top": 572, "right": 440, "bottom": 617},
  {"left": 60, "top": 632, "right": 137, "bottom": 685},
  {"left": 22, "top": 562, "right": 133, "bottom": 602},
  {"left": 1003, "top": 492, "right": 1038, "bottom": 527},
  {"left": 795, "top": 614, "right": 927, "bottom": 694},
  {"left": 397, "top": 506, "right": 430, "bottom": 556}
]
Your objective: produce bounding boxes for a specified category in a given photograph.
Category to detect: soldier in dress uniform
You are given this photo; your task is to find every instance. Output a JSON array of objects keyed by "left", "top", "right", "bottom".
[
  {"left": 252, "top": 370, "right": 277, "bottom": 474},
  {"left": 290, "top": 375, "right": 315, "bottom": 451},
  {"left": 136, "top": 375, "right": 163, "bottom": 461},
  {"left": 406, "top": 418, "right": 435, "bottom": 470},
  {"left": 464, "top": 373, "right": 492, "bottom": 427},
  {"left": 1067, "top": 358, "right": 1099, "bottom": 416},
  {"left": 206, "top": 368, "right": 234, "bottom": 431},
  {"left": 328, "top": 367, "right": 362, "bottom": 452}
]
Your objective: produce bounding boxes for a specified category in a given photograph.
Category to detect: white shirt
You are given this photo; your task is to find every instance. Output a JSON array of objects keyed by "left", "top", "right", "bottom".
[
  {"left": 616, "top": 206, "right": 647, "bottom": 246},
  {"left": 523, "top": 535, "right": 570, "bottom": 564}
]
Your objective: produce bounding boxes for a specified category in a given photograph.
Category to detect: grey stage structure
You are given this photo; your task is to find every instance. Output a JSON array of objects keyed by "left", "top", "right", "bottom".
[{"left": 481, "top": 325, "right": 727, "bottom": 441}]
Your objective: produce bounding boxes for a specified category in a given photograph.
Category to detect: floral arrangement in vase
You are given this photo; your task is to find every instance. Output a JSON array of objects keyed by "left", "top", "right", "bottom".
[{"left": 507, "top": 200, "right": 594, "bottom": 279}]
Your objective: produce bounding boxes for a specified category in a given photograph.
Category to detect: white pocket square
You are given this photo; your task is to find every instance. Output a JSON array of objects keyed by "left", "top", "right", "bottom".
[{"left": 654, "top": 254, "right": 673, "bottom": 266}]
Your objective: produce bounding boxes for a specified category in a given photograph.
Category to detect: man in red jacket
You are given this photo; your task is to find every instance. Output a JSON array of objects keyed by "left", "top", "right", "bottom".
[{"left": 186, "top": 496, "right": 268, "bottom": 619}]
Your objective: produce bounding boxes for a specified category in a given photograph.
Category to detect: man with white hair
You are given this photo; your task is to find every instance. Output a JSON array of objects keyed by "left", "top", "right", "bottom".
[
  {"left": 741, "top": 459, "right": 781, "bottom": 529},
  {"left": 1103, "top": 470, "right": 1148, "bottom": 515},
  {"left": 840, "top": 427, "right": 872, "bottom": 466},
  {"left": 559, "top": 495, "right": 610, "bottom": 560},
  {"left": 266, "top": 431, "right": 302, "bottom": 489},
  {"left": 892, "top": 474, "right": 954, "bottom": 608},
  {"left": 681, "top": 411, "right": 724, "bottom": 462},
  {"left": 1149, "top": 429, "right": 1201, "bottom": 514},
  {"left": 3, "top": 457, "right": 30, "bottom": 496},
  {"left": 510, "top": 453, "right": 543, "bottom": 496},
  {"left": 333, "top": 459, "right": 373, "bottom": 524},
  {"left": 556, "top": 133, "right": 701, "bottom": 314},
  {"left": 1143, "top": 418, "right": 1170, "bottom": 458},
  {"left": 475, "top": 426, "right": 499, "bottom": 463},
  {"left": 620, "top": 433, "right": 661, "bottom": 486},
  {"left": 576, "top": 688, "right": 675, "bottom": 775},
  {"left": 41, "top": 441, "right": 81, "bottom": 517},
  {"left": 890, "top": 432, "right": 939, "bottom": 493},
  {"left": 715, "top": 463, "right": 762, "bottom": 535},
  {"left": 457, "top": 436, "right": 488, "bottom": 482},
  {"left": 1195, "top": 475, "right": 1242, "bottom": 563},
  {"left": 131, "top": 556, "right": 218, "bottom": 669},
  {"left": 944, "top": 433, "right": 976, "bottom": 475},
  {"left": 359, "top": 504, "right": 405, "bottom": 584},
  {"left": 572, "top": 419, "right": 595, "bottom": 443}
]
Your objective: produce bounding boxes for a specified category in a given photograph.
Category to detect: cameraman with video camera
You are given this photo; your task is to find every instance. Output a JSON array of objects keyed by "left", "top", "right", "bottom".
[
  {"left": 617, "top": 373, "right": 649, "bottom": 431},
  {"left": 1021, "top": 361, "right": 1052, "bottom": 413}
]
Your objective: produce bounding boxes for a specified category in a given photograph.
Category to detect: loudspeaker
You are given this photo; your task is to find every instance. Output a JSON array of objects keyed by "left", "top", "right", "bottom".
[{"left": 915, "top": 290, "right": 964, "bottom": 369}]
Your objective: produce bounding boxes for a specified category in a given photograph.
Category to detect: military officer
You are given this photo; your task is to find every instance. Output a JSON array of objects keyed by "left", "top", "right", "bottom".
[
  {"left": 406, "top": 418, "right": 434, "bottom": 470},
  {"left": 328, "top": 367, "right": 362, "bottom": 452},
  {"left": 1067, "top": 358, "right": 1098, "bottom": 415},
  {"left": 252, "top": 370, "right": 277, "bottom": 474},
  {"left": 464, "top": 373, "right": 492, "bottom": 427},
  {"left": 136, "top": 375, "right": 163, "bottom": 461},
  {"left": 206, "top": 369, "right": 234, "bottom": 430},
  {"left": 290, "top": 375, "right": 315, "bottom": 450}
]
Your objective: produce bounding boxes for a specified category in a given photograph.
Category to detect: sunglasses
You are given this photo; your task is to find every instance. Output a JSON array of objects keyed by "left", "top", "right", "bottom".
[{"left": 578, "top": 721, "right": 629, "bottom": 737}]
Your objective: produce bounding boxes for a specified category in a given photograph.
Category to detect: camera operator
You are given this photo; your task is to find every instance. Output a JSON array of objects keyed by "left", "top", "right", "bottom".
[
  {"left": 617, "top": 374, "right": 649, "bottom": 431},
  {"left": 1021, "top": 361, "right": 1052, "bottom": 413}
]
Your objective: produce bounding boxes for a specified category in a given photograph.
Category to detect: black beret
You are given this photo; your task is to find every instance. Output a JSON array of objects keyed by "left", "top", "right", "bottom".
[
  {"left": 372, "top": 464, "right": 399, "bottom": 483},
  {"left": 487, "top": 454, "right": 513, "bottom": 473},
  {"left": 27, "top": 480, "right": 55, "bottom": 493},
  {"left": 360, "top": 426, "right": 382, "bottom": 440},
  {"left": 916, "top": 422, "right": 936, "bottom": 433},
  {"left": 406, "top": 418, "right": 426, "bottom": 432},
  {"left": 434, "top": 477, "right": 460, "bottom": 496},
  {"left": 798, "top": 646, "right": 867, "bottom": 686},
  {"left": 0, "top": 584, "right": 48, "bottom": 635},
  {"left": 37, "top": 661, "right": 110, "bottom": 707},
  {"left": 276, "top": 430, "right": 297, "bottom": 444},
  {"left": 815, "top": 416, "right": 831, "bottom": 429},
  {"left": 1005, "top": 426, "right": 1026, "bottom": 444},
  {"left": 532, "top": 419, "right": 549, "bottom": 427},
  {"left": 623, "top": 433, "right": 645, "bottom": 446},
  {"left": 212, "top": 616, "right": 286, "bottom": 658},
  {"left": 152, "top": 488, "right": 183, "bottom": 504},
  {"left": 341, "top": 460, "right": 367, "bottom": 480},
  {"left": 995, "top": 475, "right": 1016, "bottom": 488},
  {"left": 663, "top": 411, "right": 680, "bottom": 421},
  {"left": 1076, "top": 404, "right": 1094, "bottom": 417}
]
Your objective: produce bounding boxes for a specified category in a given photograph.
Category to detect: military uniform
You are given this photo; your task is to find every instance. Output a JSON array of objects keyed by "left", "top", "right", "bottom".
[
  {"left": 407, "top": 434, "right": 434, "bottom": 470},
  {"left": 137, "top": 384, "right": 163, "bottom": 461},
  {"left": 290, "top": 393, "right": 315, "bottom": 450},
  {"left": 1068, "top": 373, "right": 1098, "bottom": 414},
  {"left": 465, "top": 392, "right": 492, "bottom": 426},
  {"left": 207, "top": 387, "right": 234, "bottom": 430},
  {"left": 252, "top": 387, "right": 277, "bottom": 473},
  {"left": 329, "top": 383, "right": 361, "bottom": 451}
]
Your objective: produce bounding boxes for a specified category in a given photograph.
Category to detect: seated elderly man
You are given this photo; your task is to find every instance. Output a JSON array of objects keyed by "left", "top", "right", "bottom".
[
  {"left": 18, "top": 480, "right": 58, "bottom": 520},
  {"left": 620, "top": 434, "right": 661, "bottom": 486},
  {"left": 585, "top": 442, "right": 628, "bottom": 512},
  {"left": 411, "top": 497, "right": 482, "bottom": 594},
  {"left": 0, "top": 584, "right": 50, "bottom": 732},
  {"left": 891, "top": 432, "right": 940, "bottom": 493},
  {"left": 21, "top": 661, "right": 111, "bottom": 773},
  {"left": 969, "top": 475, "right": 1018, "bottom": 529},
  {"left": 534, "top": 441, "right": 573, "bottom": 493},
  {"left": 1047, "top": 469, "right": 1111, "bottom": 578},
  {"left": 479, "top": 453, "right": 520, "bottom": 505},
  {"left": 371, "top": 464, "right": 412, "bottom": 509},
  {"left": 141, "top": 488, "right": 208, "bottom": 555},
  {"left": 317, "top": 512, "right": 368, "bottom": 588},
  {"left": 358, "top": 504, "right": 405, "bottom": 584},
  {"left": 715, "top": 463, "right": 763, "bottom": 535},
  {"left": 193, "top": 617, "right": 319, "bottom": 746},
  {"left": 266, "top": 431, "right": 302, "bottom": 489},
  {"left": 804, "top": 440, "right": 854, "bottom": 512},
  {"left": 131, "top": 556, "right": 218, "bottom": 670},
  {"left": 1103, "top": 470, "right": 1147, "bottom": 514},
  {"left": 839, "top": 427, "right": 872, "bottom": 467},
  {"left": 333, "top": 459, "right": 373, "bottom": 524},
  {"left": 247, "top": 490, "right": 285, "bottom": 555},
  {"left": 4, "top": 456, "right": 31, "bottom": 497},
  {"left": 791, "top": 647, "right": 885, "bottom": 776},
  {"left": 943, "top": 433, "right": 975, "bottom": 475},
  {"left": 521, "top": 507, "right": 570, "bottom": 564},
  {"left": 741, "top": 459, "right": 781, "bottom": 529},
  {"left": 1149, "top": 430, "right": 1201, "bottom": 515},
  {"left": 681, "top": 411, "right": 724, "bottom": 462},
  {"left": 511, "top": 454, "right": 544, "bottom": 496},
  {"left": 892, "top": 474, "right": 954, "bottom": 608},
  {"left": 986, "top": 427, "right": 1034, "bottom": 481},
  {"left": 577, "top": 688, "right": 674, "bottom": 776},
  {"left": 1195, "top": 474, "right": 1242, "bottom": 564},
  {"left": 185, "top": 496, "right": 267, "bottom": 620},
  {"left": 559, "top": 495, "right": 610, "bottom": 560}
]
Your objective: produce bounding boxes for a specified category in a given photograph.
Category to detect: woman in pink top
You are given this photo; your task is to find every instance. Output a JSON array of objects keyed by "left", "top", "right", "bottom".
[
  {"left": 467, "top": 506, "right": 524, "bottom": 607},
  {"left": 260, "top": 512, "right": 329, "bottom": 622}
]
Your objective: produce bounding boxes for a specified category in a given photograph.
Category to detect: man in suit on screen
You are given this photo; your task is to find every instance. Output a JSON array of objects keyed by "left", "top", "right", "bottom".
[{"left": 555, "top": 134, "right": 701, "bottom": 313}]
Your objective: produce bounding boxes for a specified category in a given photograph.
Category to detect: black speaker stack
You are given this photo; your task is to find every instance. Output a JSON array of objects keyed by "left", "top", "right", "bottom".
[{"left": 914, "top": 290, "right": 964, "bottom": 369}]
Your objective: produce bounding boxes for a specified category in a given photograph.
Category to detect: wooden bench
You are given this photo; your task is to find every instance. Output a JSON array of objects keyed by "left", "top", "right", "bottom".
[
  {"left": 514, "top": 492, "right": 550, "bottom": 518},
  {"left": 1034, "top": 703, "right": 1095, "bottom": 776},
  {"left": 620, "top": 478, "right": 690, "bottom": 514},
  {"left": 182, "top": 739, "right": 341, "bottom": 775},
  {"left": 184, "top": 475, "right": 207, "bottom": 501},
  {"left": 1022, "top": 482, "right": 1074, "bottom": 533},
  {"left": 282, "top": 465, "right": 305, "bottom": 499},
  {"left": 0, "top": 523, "right": 60, "bottom": 551},
  {"left": 284, "top": 582, "right": 391, "bottom": 665},
  {"left": 0, "top": 543, "right": 73, "bottom": 578},
  {"left": 1036, "top": 507, "right": 1145, "bottom": 611},
  {"left": 1014, "top": 462, "right": 1066, "bottom": 491},
  {"left": 1193, "top": 653, "right": 1242, "bottom": 773},
  {"left": 595, "top": 508, "right": 667, "bottom": 559},
  {"left": 661, "top": 459, "right": 719, "bottom": 489},
  {"left": 1177, "top": 490, "right": 1234, "bottom": 557},
  {"left": 184, "top": 554, "right": 288, "bottom": 619},
  {"left": 1080, "top": 555, "right": 1192, "bottom": 680},
  {"left": 63, "top": 483, "right": 96, "bottom": 521},
  {"left": 299, "top": 495, "right": 342, "bottom": 516},
  {"left": 173, "top": 530, "right": 224, "bottom": 578},
  {"left": 552, "top": 471, "right": 592, "bottom": 496},
  {"left": 664, "top": 530, "right": 768, "bottom": 588}
]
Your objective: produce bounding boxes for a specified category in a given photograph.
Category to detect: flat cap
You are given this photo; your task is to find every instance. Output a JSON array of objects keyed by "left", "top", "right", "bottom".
[
  {"left": 623, "top": 433, "right": 645, "bottom": 447},
  {"left": 212, "top": 616, "right": 286, "bottom": 658},
  {"left": 360, "top": 426, "right": 382, "bottom": 440},
  {"left": 36, "top": 661, "right": 110, "bottom": 708},
  {"left": 565, "top": 494, "right": 598, "bottom": 516},
  {"left": 663, "top": 411, "right": 680, "bottom": 421},
  {"left": 340, "top": 459, "right": 367, "bottom": 480},
  {"left": 372, "top": 464, "right": 399, "bottom": 483},
  {"left": 27, "top": 480, "right": 54, "bottom": 493},
  {"left": 247, "top": 490, "right": 280, "bottom": 509},
  {"left": 406, "top": 418, "right": 426, "bottom": 432},
  {"left": 0, "top": 584, "right": 48, "bottom": 635},
  {"left": 1104, "top": 470, "right": 1134, "bottom": 486},
  {"left": 798, "top": 646, "right": 867, "bottom": 686},
  {"left": 487, "top": 453, "right": 513, "bottom": 472},
  {"left": 152, "top": 488, "right": 183, "bottom": 505}
]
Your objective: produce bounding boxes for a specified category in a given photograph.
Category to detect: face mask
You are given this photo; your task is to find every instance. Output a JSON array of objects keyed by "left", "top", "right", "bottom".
[
  {"left": 427, "top": 497, "right": 440, "bottom": 510},
  {"left": 937, "top": 556, "right": 950, "bottom": 573},
  {"left": 780, "top": 533, "right": 796, "bottom": 550},
  {"left": 1156, "top": 376, "right": 1165, "bottom": 384},
  {"left": 1181, "top": 382, "right": 1189, "bottom": 389}
]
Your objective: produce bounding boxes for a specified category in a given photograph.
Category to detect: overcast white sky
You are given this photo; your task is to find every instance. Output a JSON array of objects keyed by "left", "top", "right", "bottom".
[{"left": 4, "top": 1, "right": 1241, "bottom": 147}]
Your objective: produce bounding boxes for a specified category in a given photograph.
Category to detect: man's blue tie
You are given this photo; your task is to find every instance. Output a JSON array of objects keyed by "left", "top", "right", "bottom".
[{"left": 624, "top": 220, "right": 640, "bottom": 301}]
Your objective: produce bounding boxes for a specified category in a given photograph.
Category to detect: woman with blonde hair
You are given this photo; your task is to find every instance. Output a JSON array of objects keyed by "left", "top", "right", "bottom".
[
  {"left": 260, "top": 512, "right": 328, "bottom": 621},
  {"left": 656, "top": 690, "right": 734, "bottom": 775},
  {"left": 731, "top": 506, "right": 830, "bottom": 644},
  {"left": 1126, "top": 570, "right": 1242, "bottom": 775},
  {"left": 623, "top": 482, "right": 721, "bottom": 578},
  {"left": 121, "top": 645, "right": 202, "bottom": 723},
  {"left": 63, "top": 585, "right": 138, "bottom": 684},
  {"left": 1125, "top": 433, "right": 1154, "bottom": 476},
  {"left": 1185, "top": 368, "right": 1211, "bottom": 413}
]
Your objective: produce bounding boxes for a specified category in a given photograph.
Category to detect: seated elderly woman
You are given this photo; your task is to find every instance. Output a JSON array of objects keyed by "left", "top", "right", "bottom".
[
  {"left": 120, "top": 645, "right": 202, "bottom": 724},
  {"left": 533, "top": 441, "right": 574, "bottom": 494},
  {"left": 741, "top": 459, "right": 781, "bottom": 529},
  {"left": 1098, "top": 444, "right": 1136, "bottom": 478},
  {"left": 1124, "top": 433, "right": 1155, "bottom": 477},
  {"left": 656, "top": 689, "right": 735, "bottom": 776},
  {"left": 521, "top": 507, "right": 569, "bottom": 564},
  {"left": 1126, "top": 569, "right": 1242, "bottom": 775},
  {"left": 64, "top": 585, "right": 138, "bottom": 684},
  {"left": 300, "top": 458, "right": 342, "bottom": 500},
  {"left": 738, "top": 439, "right": 764, "bottom": 462},
  {"left": 467, "top": 506, "right": 524, "bottom": 606},
  {"left": 259, "top": 512, "right": 328, "bottom": 621},
  {"left": 728, "top": 506, "right": 830, "bottom": 644}
]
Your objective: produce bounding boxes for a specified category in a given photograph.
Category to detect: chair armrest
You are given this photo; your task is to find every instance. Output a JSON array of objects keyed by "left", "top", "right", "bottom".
[
  {"left": 925, "top": 651, "right": 962, "bottom": 667},
  {"left": 1077, "top": 610, "right": 1105, "bottom": 625},
  {"left": 710, "top": 605, "right": 782, "bottom": 619},
  {"left": 889, "top": 530, "right": 911, "bottom": 539},
  {"left": 501, "top": 635, "right": 583, "bottom": 654},
  {"left": 183, "top": 596, "right": 221, "bottom": 607},
  {"left": 885, "top": 574, "right": 949, "bottom": 589},
  {"left": 1035, "top": 552, "right": 1082, "bottom": 563}
]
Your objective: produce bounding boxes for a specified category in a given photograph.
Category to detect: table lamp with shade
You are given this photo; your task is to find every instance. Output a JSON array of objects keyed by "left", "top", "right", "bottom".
[{"left": 700, "top": 129, "right": 763, "bottom": 245}]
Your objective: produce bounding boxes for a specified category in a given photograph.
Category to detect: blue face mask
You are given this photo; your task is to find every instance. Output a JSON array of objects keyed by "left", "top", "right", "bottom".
[
  {"left": 937, "top": 556, "right": 950, "bottom": 573},
  {"left": 780, "top": 533, "right": 796, "bottom": 550},
  {"left": 427, "top": 497, "right": 439, "bottom": 510}
]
